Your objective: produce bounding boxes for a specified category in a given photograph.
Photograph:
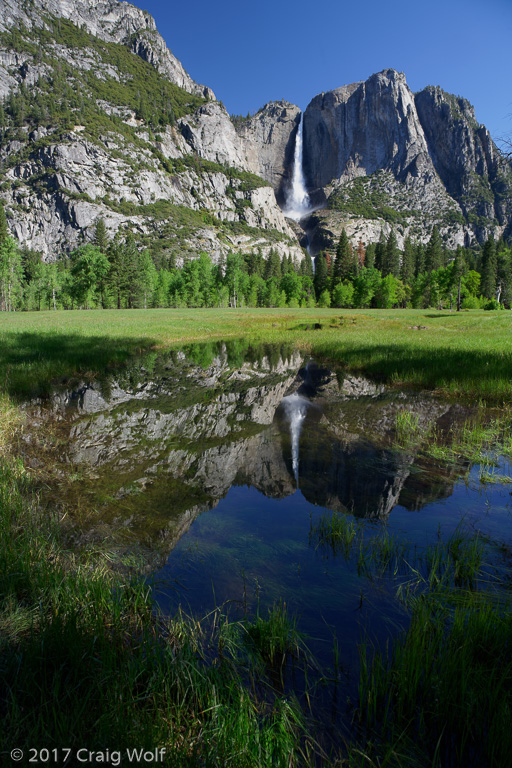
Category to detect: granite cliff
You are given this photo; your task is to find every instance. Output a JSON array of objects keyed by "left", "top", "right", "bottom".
[
  {"left": 0, "top": 0, "right": 303, "bottom": 262},
  {"left": 0, "top": 0, "right": 510, "bottom": 263},
  {"left": 299, "top": 69, "right": 512, "bottom": 252}
]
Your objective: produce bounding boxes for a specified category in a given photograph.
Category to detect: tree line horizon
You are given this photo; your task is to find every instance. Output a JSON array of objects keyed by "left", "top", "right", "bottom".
[{"left": 0, "top": 203, "right": 508, "bottom": 312}]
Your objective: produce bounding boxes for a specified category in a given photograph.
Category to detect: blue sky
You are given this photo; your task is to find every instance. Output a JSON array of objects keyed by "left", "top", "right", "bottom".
[{"left": 136, "top": 0, "right": 511, "bottom": 142}]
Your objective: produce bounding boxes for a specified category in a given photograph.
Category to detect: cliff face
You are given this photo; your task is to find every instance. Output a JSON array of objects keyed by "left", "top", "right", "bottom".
[
  {"left": 303, "top": 71, "right": 434, "bottom": 189},
  {"left": 414, "top": 86, "right": 512, "bottom": 238},
  {"left": 236, "top": 101, "right": 300, "bottom": 204},
  {"left": 0, "top": 0, "right": 303, "bottom": 262},
  {"left": 0, "top": 0, "right": 212, "bottom": 98},
  {"left": 299, "top": 69, "right": 512, "bottom": 250}
]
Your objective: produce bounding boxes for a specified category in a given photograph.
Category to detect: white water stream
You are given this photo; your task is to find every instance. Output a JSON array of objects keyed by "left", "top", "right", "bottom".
[
  {"left": 282, "top": 393, "right": 309, "bottom": 485},
  {"left": 283, "top": 114, "right": 311, "bottom": 221}
]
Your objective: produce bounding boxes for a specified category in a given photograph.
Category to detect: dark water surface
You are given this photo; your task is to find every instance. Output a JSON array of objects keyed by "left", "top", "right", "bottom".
[{"left": 40, "top": 339, "right": 512, "bottom": 735}]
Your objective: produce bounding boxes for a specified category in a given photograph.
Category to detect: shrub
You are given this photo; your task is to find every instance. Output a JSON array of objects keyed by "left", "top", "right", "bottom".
[{"left": 461, "top": 295, "right": 480, "bottom": 309}]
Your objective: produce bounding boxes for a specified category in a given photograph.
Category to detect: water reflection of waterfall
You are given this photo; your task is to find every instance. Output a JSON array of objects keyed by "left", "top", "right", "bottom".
[
  {"left": 284, "top": 114, "right": 311, "bottom": 221},
  {"left": 282, "top": 393, "right": 310, "bottom": 485}
]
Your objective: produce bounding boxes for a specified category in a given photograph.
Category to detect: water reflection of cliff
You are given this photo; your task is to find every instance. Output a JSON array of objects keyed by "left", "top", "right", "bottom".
[{"left": 48, "top": 341, "right": 465, "bottom": 551}]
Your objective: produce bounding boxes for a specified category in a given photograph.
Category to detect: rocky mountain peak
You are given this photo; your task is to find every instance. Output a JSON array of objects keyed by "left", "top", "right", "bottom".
[
  {"left": 414, "top": 84, "right": 511, "bottom": 237},
  {"left": 0, "top": 0, "right": 303, "bottom": 261},
  {"left": 303, "top": 68, "right": 434, "bottom": 191},
  {"left": 0, "top": 0, "right": 213, "bottom": 98}
]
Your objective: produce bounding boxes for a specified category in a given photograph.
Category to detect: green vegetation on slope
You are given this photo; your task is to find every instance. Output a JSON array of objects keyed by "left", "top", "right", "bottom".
[
  {"left": 0, "top": 17, "right": 205, "bottom": 130},
  {"left": 328, "top": 172, "right": 419, "bottom": 224}
]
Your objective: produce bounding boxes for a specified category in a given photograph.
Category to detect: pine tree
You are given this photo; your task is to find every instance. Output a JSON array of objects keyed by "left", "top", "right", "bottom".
[
  {"left": 425, "top": 226, "right": 443, "bottom": 272},
  {"left": 332, "top": 229, "right": 355, "bottom": 284},
  {"left": 480, "top": 235, "right": 497, "bottom": 299},
  {"left": 453, "top": 246, "right": 466, "bottom": 311},
  {"left": 415, "top": 242, "right": 426, "bottom": 276},
  {"left": 300, "top": 251, "right": 314, "bottom": 278},
  {"left": 383, "top": 229, "right": 400, "bottom": 277},
  {"left": 122, "top": 233, "right": 141, "bottom": 308},
  {"left": 20, "top": 246, "right": 42, "bottom": 284},
  {"left": 374, "top": 231, "right": 386, "bottom": 272},
  {"left": 356, "top": 240, "right": 365, "bottom": 271},
  {"left": 0, "top": 201, "right": 8, "bottom": 247},
  {"left": 365, "top": 243, "right": 376, "bottom": 270},
  {"left": 453, "top": 246, "right": 466, "bottom": 280},
  {"left": 497, "top": 246, "right": 512, "bottom": 306},
  {"left": 401, "top": 236, "right": 415, "bottom": 285},
  {"left": 313, "top": 252, "right": 329, "bottom": 298},
  {"left": 107, "top": 236, "right": 129, "bottom": 309},
  {"left": 94, "top": 217, "right": 108, "bottom": 253},
  {"left": 264, "top": 249, "right": 281, "bottom": 280},
  {"left": 281, "top": 253, "right": 294, "bottom": 274}
]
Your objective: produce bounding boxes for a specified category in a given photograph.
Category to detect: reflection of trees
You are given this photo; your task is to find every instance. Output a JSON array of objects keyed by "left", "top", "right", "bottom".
[{"left": 180, "top": 340, "right": 298, "bottom": 371}]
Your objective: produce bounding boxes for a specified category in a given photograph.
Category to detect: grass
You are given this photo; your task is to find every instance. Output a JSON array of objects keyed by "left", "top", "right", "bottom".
[
  {"left": 0, "top": 307, "right": 511, "bottom": 402},
  {"left": 245, "top": 600, "right": 305, "bottom": 670},
  {"left": 310, "top": 511, "right": 511, "bottom": 766},
  {"left": 417, "top": 408, "right": 512, "bottom": 481},
  {"left": 356, "top": 545, "right": 512, "bottom": 768},
  {"left": 309, "top": 508, "right": 359, "bottom": 558},
  {"left": 393, "top": 409, "right": 432, "bottom": 451}
]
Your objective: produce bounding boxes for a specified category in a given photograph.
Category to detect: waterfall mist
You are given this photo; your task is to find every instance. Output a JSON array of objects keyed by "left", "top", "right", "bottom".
[
  {"left": 284, "top": 114, "right": 311, "bottom": 221},
  {"left": 282, "top": 393, "right": 309, "bottom": 485}
]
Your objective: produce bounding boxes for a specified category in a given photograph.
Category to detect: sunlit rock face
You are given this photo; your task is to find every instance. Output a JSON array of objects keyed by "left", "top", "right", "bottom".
[
  {"left": 303, "top": 70, "right": 434, "bottom": 190},
  {"left": 299, "top": 69, "right": 512, "bottom": 250},
  {"left": 237, "top": 101, "right": 301, "bottom": 205},
  {"left": 414, "top": 86, "right": 512, "bottom": 238}
]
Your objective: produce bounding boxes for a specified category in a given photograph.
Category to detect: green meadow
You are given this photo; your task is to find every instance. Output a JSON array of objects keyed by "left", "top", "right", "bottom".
[
  {"left": 1, "top": 307, "right": 512, "bottom": 767},
  {"left": 0, "top": 306, "right": 511, "bottom": 401}
]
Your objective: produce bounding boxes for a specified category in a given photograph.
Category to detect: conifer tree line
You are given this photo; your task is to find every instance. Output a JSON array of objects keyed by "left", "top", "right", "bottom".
[
  {"left": 314, "top": 225, "right": 510, "bottom": 310},
  {"left": 0, "top": 205, "right": 509, "bottom": 311}
]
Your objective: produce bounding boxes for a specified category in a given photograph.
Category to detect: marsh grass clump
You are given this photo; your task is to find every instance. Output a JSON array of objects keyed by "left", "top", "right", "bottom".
[
  {"left": 424, "top": 408, "right": 512, "bottom": 468},
  {"left": 428, "top": 526, "right": 485, "bottom": 590},
  {"left": 356, "top": 587, "right": 512, "bottom": 768},
  {"left": 394, "top": 409, "right": 424, "bottom": 449},
  {"left": 353, "top": 522, "right": 512, "bottom": 768},
  {"left": 309, "top": 509, "right": 359, "bottom": 559},
  {"left": 245, "top": 600, "right": 305, "bottom": 671},
  {"left": 357, "top": 530, "right": 411, "bottom": 578},
  {"left": 310, "top": 510, "right": 411, "bottom": 579}
]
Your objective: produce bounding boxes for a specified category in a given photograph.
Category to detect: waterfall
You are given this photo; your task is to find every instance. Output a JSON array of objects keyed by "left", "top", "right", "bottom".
[
  {"left": 282, "top": 393, "right": 309, "bottom": 485},
  {"left": 284, "top": 114, "right": 310, "bottom": 221}
]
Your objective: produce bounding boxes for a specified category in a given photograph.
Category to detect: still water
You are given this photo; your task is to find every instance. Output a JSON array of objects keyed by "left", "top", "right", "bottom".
[{"left": 44, "top": 339, "right": 512, "bottom": 721}]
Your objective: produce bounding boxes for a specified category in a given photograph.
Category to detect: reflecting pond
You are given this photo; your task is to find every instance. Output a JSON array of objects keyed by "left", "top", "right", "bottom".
[{"left": 34, "top": 339, "right": 512, "bottom": 740}]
